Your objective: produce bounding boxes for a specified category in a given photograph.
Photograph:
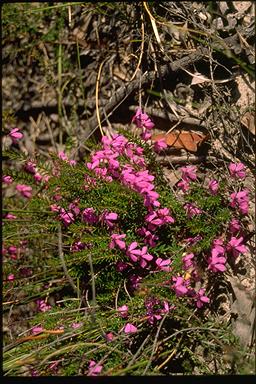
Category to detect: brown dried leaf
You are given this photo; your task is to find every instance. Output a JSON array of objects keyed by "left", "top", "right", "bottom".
[{"left": 241, "top": 111, "right": 255, "bottom": 135}]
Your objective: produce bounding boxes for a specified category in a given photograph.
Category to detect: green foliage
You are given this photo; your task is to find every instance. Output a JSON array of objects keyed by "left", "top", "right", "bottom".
[{"left": 3, "top": 130, "right": 252, "bottom": 376}]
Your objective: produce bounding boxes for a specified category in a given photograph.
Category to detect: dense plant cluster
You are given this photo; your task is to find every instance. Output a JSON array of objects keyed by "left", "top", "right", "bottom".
[{"left": 2, "top": 110, "right": 252, "bottom": 376}]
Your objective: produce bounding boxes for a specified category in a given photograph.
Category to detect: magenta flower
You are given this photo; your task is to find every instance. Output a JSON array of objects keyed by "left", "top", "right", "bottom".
[
  {"left": 82, "top": 208, "right": 98, "bottom": 225},
  {"left": 16, "top": 184, "right": 32, "bottom": 198},
  {"left": 180, "top": 165, "right": 197, "bottom": 182},
  {"left": 32, "top": 326, "right": 44, "bottom": 334},
  {"left": 228, "top": 162, "right": 246, "bottom": 180},
  {"left": 153, "top": 138, "right": 168, "bottom": 153},
  {"left": 184, "top": 203, "right": 202, "bottom": 218},
  {"left": 177, "top": 179, "right": 190, "bottom": 193},
  {"left": 68, "top": 201, "right": 80, "bottom": 217},
  {"left": 140, "top": 129, "right": 152, "bottom": 141},
  {"left": 24, "top": 161, "right": 37, "bottom": 174},
  {"left": 101, "top": 211, "right": 118, "bottom": 228},
  {"left": 109, "top": 233, "right": 126, "bottom": 250},
  {"left": 118, "top": 305, "right": 129, "bottom": 318},
  {"left": 129, "top": 275, "right": 142, "bottom": 290},
  {"left": 123, "top": 323, "right": 138, "bottom": 334},
  {"left": 8, "top": 245, "right": 17, "bottom": 254},
  {"left": 59, "top": 209, "right": 75, "bottom": 227},
  {"left": 195, "top": 288, "right": 210, "bottom": 308},
  {"left": 9, "top": 128, "right": 23, "bottom": 143},
  {"left": 71, "top": 322, "right": 83, "bottom": 329},
  {"left": 229, "top": 218, "right": 241, "bottom": 235},
  {"left": 116, "top": 261, "right": 128, "bottom": 272},
  {"left": 36, "top": 300, "right": 52, "bottom": 312},
  {"left": 50, "top": 204, "right": 61, "bottom": 212},
  {"left": 207, "top": 244, "right": 226, "bottom": 272},
  {"left": 230, "top": 189, "right": 249, "bottom": 215},
  {"left": 208, "top": 179, "right": 219, "bottom": 195},
  {"left": 156, "top": 257, "right": 172, "bottom": 272},
  {"left": 172, "top": 276, "right": 189, "bottom": 296},
  {"left": 126, "top": 242, "right": 141, "bottom": 262},
  {"left": 88, "top": 360, "right": 103, "bottom": 376},
  {"left": 137, "top": 227, "right": 159, "bottom": 247},
  {"left": 139, "top": 246, "right": 153, "bottom": 268},
  {"left": 4, "top": 213, "right": 17, "bottom": 220},
  {"left": 58, "top": 151, "right": 68, "bottom": 161},
  {"left": 7, "top": 274, "right": 15, "bottom": 281},
  {"left": 132, "top": 108, "right": 155, "bottom": 130},
  {"left": 2, "top": 175, "right": 13, "bottom": 184},
  {"left": 70, "top": 241, "right": 87, "bottom": 252},
  {"left": 182, "top": 253, "right": 194, "bottom": 270},
  {"left": 157, "top": 208, "right": 175, "bottom": 224},
  {"left": 145, "top": 297, "right": 172, "bottom": 325},
  {"left": 227, "top": 236, "right": 248, "bottom": 258},
  {"left": 184, "top": 235, "right": 202, "bottom": 246},
  {"left": 105, "top": 332, "right": 114, "bottom": 342}
]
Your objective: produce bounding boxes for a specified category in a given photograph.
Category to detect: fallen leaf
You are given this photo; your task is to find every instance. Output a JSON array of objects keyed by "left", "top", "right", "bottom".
[
  {"left": 241, "top": 111, "right": 255, "bottom": 135},
  {"left": 152, "top": 130, "right": 209, "bottom": 153}
]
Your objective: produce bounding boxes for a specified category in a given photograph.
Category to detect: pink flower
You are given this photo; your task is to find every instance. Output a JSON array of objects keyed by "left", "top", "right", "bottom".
[
  {"left": 82, "top": 208, "right": 98, "bottom": 225},
  {"left": 137, "top": 227, "right": 159, "bottom": 247},
  {"left": 58, "top": 151, "right": 68, "bottom": 161},
  {"left": 172, "top": 276, "right": 188, "bottom": 296},
  {"left": 32, "top": 326, "right": 44, "bottom": 334},
  {"left": 109, "top": 234, "right": 126, "bottom": 250},
  {"left": 71, "top": 322, "right": 83, "bottom": 329},
  {"left": 105, "top": 332, "right": 114, "bottom": 342},
  {"left": 68, "top": 201, "right": 80, "bottom": 217},
  {"left": 88, "top": 360, "right": 103, "bottom": 376},
  {"left": 118, "top": 305, "right": 129, "bottom": 318},
  {"left": 153, "top": 138, "right": 167, "bottom": 153},
  {"left": 228, "top": 162, "right": 246, "bottom": 180},
  {"left": 101, "top": 211, "right": 118, "bottom": 228},
  {"left": 70, "top": 241, "right": 87, "bottom": 252},
  {"left": 227, "top": 236, "right": 248, "bottom": 259},
  {"left": 184, "top": 203, "right": 202, "bottom": 218},
  {"left": 132, "top": 108, "right": 155, "bottom": 129},
  {"left": 229, "top": 218, "right": 241, "bottom": 235},
  {"left": 140, "top": 129, "right": 152, "bottom": 141},
  {"left": 50, "top": 204, "right": 61, "bottom": 212},
  {"left": 36, "top": 299, "right": 52, "bottom": 312},
  {"left": 230, "top": 189, "right": 249, "bottom": 215},
  {"left": 177, "top": 179, "right": 190, "bottom": 193},
  {"left": 123, "top": 323, "right": 138, "bottom": 334},
  {"left": 9, "top": 128, "right": 23, "bottom": 143},
  {"left": 184, "top": 235, "right": 202, "bottom": 246},
  {"left": 34, "top": 173, "right": 43, "bottom": 183},
  {"left": 156, "top": 258, "right": 172, "bottom": 272},
  {"left": 16, "top": 184, "right": 32, "bottom": 198},
  {"left": 126, "top": 242, "right": 141, "bottom": 262},
  {"left": 2, "top": 175, "right": 13, "bottom": 184},
  {"left": 4, "top": 213, "right": 17, "bottom": 220},
  {"left": 24, "top": 161, "right": 37, "bottom": 174},
  {"left": 207, "top": 244, "right": 226, "bottom": 272},
  {"left": 49, "top": 361, "right": 60, "bottom": 373},
  {"left": 7, "top": 274, "right": 15, "bottom": 281},
  {"left": 59, "top": 209, "right": 74, "bottom": 226},
  {"left": 116, "top": 261, "right": 128, "bottom": 272},
  {"left": 180, "top": 165, "right": 197, "bottom": 182},
  {"left": 8, "top": 245, "right": 17, "bottom": 254},
  {"left": 182, "top": 253, "right": 194, "bottom": 270},
  {"left": 208, "top": 179, "right": 219, "bottom": 195},
  {"left": 195, "top": 288, "right": 210, "bottom": 308},
  {"left": 139, "top": 246, "right": 153, "bottom": 268}
]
